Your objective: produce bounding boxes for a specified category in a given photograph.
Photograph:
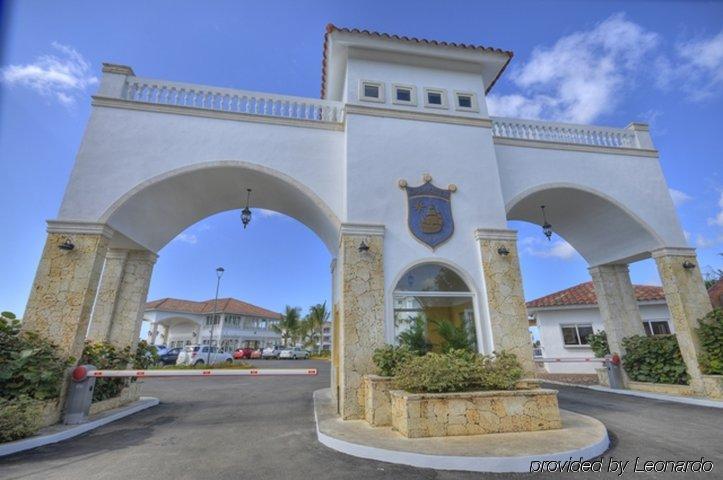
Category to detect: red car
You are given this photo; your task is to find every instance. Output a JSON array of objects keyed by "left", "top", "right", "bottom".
[{"left": 233, "top": 347, "right": 254, "bottom": 359}]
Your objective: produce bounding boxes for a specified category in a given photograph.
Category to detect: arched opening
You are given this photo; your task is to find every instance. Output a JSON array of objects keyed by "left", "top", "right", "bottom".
[
  {"left": 392, "top": 263, "right": 478, "bottom": 354},
  {"left": 101, "top": 161, "right": 341, "bottom": 254},
  {"left": 97, "top": 161, "right": 337, "bottom": 359},
  {"left": 506, "top": 185, "right": 673, "bottom": 376},
  {"left": 506, "top": 185, "right": 663, "bottom": 266}
]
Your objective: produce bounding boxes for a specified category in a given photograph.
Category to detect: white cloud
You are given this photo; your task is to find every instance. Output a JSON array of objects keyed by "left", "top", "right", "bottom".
[
  {"left": 658, "top": 30, "right": 723, "bottom": 101},
  {"left": 669, "top": 188, "right": 692, "bottom": 206},
  {"left": 488, "top": 13, "right": 659, "bottom": 123},
  {"left": 707, "top": 192, "right": 723, "bottom": 227},
  {"left": 1, "top": 42, "right": 97, "bottom": 107},
  {"left": 520, "top": 237, "right": 579, "bottom": 260},
  {"left": 256, "top": 209, "right": 283, "bottom": 218},
  {"left": 175, "top": 233, "right": 198, "bottom": 245}
]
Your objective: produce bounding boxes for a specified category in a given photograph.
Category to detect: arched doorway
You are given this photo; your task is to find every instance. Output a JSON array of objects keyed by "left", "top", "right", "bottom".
[{"left": 392, "top": 263, "right": 479, "bottom": 354}]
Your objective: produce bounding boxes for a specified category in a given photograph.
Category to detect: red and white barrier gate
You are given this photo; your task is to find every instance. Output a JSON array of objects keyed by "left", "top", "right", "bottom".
[
  {"left": 533, "top": 357, "right": 604, "bottom": 364},
  {"left": 72, "top": 365, "right": 317, "bottom": 380}
]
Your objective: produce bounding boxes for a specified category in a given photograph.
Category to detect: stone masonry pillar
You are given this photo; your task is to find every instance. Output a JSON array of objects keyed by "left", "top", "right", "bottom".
[
  {"left": 22, "top": 222, "right": 114, "bottom": 360},
  {"left": 475, "top": 229, "right": 535, "bottom": 374},
  {"left": 338, "top": 224, "right": 386, "bottom": 420},
  {"left": 653, "top": 248, "right": 712, "bottom": 392},
  {"left": 107, "top": 250, "right": 157, "bottom": 352},
  {"left": 86, "top": 249, "right": 128, "bottom": 342},
  {"left": 589, "top": 264, "right": 646, "bottom": 357}
]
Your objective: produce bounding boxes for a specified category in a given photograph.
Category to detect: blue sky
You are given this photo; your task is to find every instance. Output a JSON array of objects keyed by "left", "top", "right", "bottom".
[{"left": 1, "top": 0, "right": 722, "bottom": 320}]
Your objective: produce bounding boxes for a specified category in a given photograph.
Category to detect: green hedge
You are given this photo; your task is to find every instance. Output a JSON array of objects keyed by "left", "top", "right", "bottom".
[
  {"left": 0, "top": 317, "right": 72, "bottom": 401},
  {"left": 622, "top": 335, "right": 688, "bottom": 385},
  {"left": 393, "top": 350, "right": 523, "bottom": 394},
  {"left": 587, "top": 331, "right": 610, "bottom": 358},
  {"left": 697, "top": 309, "right": 723, "bottom": 375},
  {"left": 0, "top": 396, "right": 44, "bottom": 443},
  {"left": 372, "top": 345, "right": 414, "bottom": 377},
  {"left": 1, "top": 315, "right": 72, "bottom": 442}
]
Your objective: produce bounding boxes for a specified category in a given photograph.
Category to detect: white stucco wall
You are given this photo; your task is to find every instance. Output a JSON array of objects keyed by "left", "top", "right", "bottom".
[
  {"left": 497, "top": 144, "right": 688, "bottom": 265},
  {"left": 535, "top": 302, "right": 673, "bottom": 374},
  {"left": 59, "top": 106, "right": 345, "bottom": 252}
]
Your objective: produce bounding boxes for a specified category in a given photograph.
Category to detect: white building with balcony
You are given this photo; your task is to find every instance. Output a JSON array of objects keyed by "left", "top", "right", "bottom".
[{"left": 144, "top": 297, "right": 282, "bottom": 350}]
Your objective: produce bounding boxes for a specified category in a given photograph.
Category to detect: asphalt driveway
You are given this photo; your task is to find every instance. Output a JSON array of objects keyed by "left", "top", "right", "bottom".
[{"left": 1, "top": 359, "right": 721, "bottom": 480}]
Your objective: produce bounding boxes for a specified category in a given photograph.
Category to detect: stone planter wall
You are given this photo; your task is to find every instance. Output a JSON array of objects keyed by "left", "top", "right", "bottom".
[
  {"left": 627, "top": 381, "right": 695, "bottom": 396},
  {"left": 363, "top": 375, "right": 393, "bottom": 426},
  {"left": 596, "top": 368, "right": 610, "bottom": 387},
  {"left": 40, "top": 399, "right": 62, "bottom": 428},
  {"left": 390, "top": 388, "right": 561, "bottom": 438},
  {"left": 89, "top": 382, "right": 142, "bottom": 416},
  {"left": 701, "top": 375, "right": 723, "bottom": 399}
]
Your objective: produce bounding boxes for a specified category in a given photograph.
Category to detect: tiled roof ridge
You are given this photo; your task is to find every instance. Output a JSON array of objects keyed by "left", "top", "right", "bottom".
[
  {"left": 320, "top": 23, "right": 513, "bottom": 98},
  {"left": 526, "top": 281, "right": 666, "bottom": 308}
]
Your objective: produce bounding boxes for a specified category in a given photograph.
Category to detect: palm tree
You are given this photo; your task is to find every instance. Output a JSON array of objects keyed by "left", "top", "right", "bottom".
[
  {"left": 307, "top": 302, "right": 330, "bottom": 354},
  {"left": 272, "top": 305, "right": 301, "bottom": 347}
]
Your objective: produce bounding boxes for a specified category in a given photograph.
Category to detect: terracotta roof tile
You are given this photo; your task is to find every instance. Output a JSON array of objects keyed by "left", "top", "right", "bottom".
[
  {"left": 145, "top": 297, "right": 281, "bottom": 319},
  {"left": 320, "top": 24, "right": 513, "bottom": 99},
  {"left": 709, "top": 278, "right": 723, "bottom": 308},
  {"left": 526, "top": 281, "right": 665, "bottom": 309}
]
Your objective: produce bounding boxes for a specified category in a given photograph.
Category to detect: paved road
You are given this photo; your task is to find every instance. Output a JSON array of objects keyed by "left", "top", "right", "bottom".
[{"left": 1, "top": 360, "right": 721, "bottom": 480}]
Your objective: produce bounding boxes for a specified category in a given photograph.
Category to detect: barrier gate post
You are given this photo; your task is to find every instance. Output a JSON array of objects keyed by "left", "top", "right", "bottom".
[{"left": 65, "top": 365, "right": 97, "bottom": 425}]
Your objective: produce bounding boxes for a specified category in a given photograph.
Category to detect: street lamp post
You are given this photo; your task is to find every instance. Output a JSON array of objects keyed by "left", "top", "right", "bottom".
[{"left": 207, "top": 267, "right": 225, "bottom": 364}]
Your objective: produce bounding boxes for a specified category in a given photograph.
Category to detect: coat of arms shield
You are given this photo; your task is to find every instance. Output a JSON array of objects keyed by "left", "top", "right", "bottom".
[{"left": 400, "top": 175, "right": 456, "bottom": 250}]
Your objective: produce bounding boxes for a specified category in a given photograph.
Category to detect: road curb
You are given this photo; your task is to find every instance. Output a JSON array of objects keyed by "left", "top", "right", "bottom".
[
  {"left": 541, "top": 380, "right": 723, "bottom": 409},
  {"left": 0, "top": 397, "right": 160, "bottom": 457}
]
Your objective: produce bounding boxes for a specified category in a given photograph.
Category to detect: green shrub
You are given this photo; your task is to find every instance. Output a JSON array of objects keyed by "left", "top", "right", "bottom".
[
  {"left": 1, "top": 311, "right": 16, "bottom": 320},
  {"left": 587, "top": 331, "right": 610, "bottom": 358},
  {"left": 0, "top": 396, "right": 43, "bottom": 442},
  {"left": 372, "top": 345, "right": 414, "bottom": 377},
  {"left": 134, "top": 340, "right": 159, "bottom": 370},
  {"left": 80, "top": 341, "right": 134, "bottom": 402},
  {"left": 622, "top": 335, "right": 688, "bottom": 385},
  {"left": 393, "top": 350, "right": 523, "bottom": 393},
  {"left": 697, "top": 309, "right": 723, "bottom": 375},
  {"left": 0, "top": 317, "right": 72, "bottom": 401}
]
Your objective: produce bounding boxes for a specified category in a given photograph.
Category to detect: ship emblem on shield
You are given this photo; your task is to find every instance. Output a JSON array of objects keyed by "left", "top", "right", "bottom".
[{"left": 399, "top": 174, "right": 456, "bottom": 250}]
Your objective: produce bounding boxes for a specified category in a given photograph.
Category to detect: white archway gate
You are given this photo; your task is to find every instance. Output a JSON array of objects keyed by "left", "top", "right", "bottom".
[{"left": 22, "top": 26, "right": 716, "bottom": 423}]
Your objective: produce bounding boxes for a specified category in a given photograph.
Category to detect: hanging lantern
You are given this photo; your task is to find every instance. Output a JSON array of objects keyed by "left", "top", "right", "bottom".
[
  {"left": 241, "top": 188, "right": 252, "bottom": 229},
  {"left": 540, "top": 205, "right": 552, "bottom": 241}
]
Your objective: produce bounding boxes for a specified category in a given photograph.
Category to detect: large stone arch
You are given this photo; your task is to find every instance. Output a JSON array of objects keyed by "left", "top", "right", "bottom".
[
  {"left": 506, "top": 183, "right": 666, "bottom": 266},
  {"left": 99, "top": 160, "right": 341, "bottom": 254}
]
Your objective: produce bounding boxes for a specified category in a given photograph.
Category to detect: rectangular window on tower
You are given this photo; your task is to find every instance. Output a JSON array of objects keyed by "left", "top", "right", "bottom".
[{"left": 359, "top": 80, "right": 384, "bottom": 103}]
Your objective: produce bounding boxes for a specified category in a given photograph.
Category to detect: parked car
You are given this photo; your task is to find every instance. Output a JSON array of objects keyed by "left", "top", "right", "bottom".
[
  {"left": 159, "top": 347, "right": 182, "bottom": 365},
  {"left": 176, "top": 345, "right": 233, "bottom": 366},
  {"left": 233, "top": 347, "right": 254, "bottom": 360},
  {"left": 261, "top": 345, "right": 284, "bottom": 359},
  {"left": 250, "top": 349, "right": 262, "bottom": 359},
  {"left": 279, "top": 347, "right": 310, "bottom": 360},
  {"left": 154, "top": 345, "right": 168, "bottom": 356}
]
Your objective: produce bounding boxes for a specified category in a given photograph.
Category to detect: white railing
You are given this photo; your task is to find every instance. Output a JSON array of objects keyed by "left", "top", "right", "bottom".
[
  {"left": 121, "top": 77, "right": 345, "bottom": 124},
  {"left": 491, "top": 117, "right": 638, "bottom": 149}
]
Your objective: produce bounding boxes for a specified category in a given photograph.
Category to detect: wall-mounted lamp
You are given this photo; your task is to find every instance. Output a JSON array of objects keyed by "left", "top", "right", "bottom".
[
  {"left": 682, "top": 260, "right": 696, "bottom": 270},
  {"left": 358, "top": 241, "right": 370, "bottom": 253},
  {"left": 58, "top": 238, "right": 75, "bottom": 251},
  {"left": 497, "top": 246, "right": 510, "bottom": 256}
]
